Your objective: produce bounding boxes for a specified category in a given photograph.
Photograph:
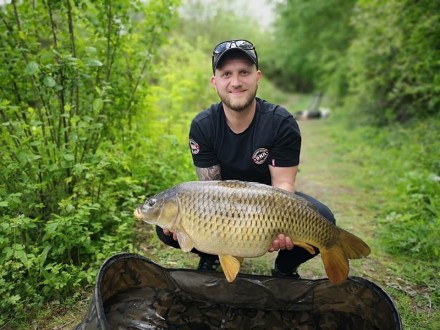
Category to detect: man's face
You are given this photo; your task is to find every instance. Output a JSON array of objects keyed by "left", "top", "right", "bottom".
[{"left": 211, "top": 57, "right": 261, "bottom": 112}]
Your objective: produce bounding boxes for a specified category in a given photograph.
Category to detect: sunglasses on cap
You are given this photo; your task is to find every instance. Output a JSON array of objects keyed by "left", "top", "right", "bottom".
[
  {"left": 212, "top": 39, "right": 258, "bottom": 73},
  {"left": 213, "top": 39, "right": 256, "bottom": 55}
]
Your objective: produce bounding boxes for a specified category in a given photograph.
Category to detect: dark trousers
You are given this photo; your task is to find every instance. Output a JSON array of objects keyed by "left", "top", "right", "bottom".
[{"left": 155, "top": 191, "right": 336, "bottom": 273}]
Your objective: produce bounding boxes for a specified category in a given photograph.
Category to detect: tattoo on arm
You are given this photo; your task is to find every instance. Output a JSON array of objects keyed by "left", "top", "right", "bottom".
[{"left": 196, "top": 165, "right": 222, "bottom": 181}]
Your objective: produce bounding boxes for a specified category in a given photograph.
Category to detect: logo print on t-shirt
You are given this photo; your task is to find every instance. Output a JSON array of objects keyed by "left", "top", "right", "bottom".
[
  {"left": 252, "top": 148, "right": 269, "bottom": 165},
  {"left": 189, "top": 139, "right": 200, "bottom": 155}
]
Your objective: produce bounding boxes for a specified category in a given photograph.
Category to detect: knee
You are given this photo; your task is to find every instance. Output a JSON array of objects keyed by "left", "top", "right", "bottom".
[
  {"left": 295, "top": 192, "right": 336, "bottom": 224},
  {"left": 318, "top": 206, "right": 336, "bottom": 224}
]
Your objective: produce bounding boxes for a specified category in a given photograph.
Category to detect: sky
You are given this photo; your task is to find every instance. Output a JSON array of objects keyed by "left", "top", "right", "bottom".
[{"left": 239, "top": 0, "right": 277, "bottom": 29}]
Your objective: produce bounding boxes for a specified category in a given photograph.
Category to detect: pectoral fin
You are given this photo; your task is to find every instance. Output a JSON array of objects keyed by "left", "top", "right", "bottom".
[
  {"left": 175, "top": 228, "right": 194, "bottom": 252},
  {"left": 219, "top": 255, "right": 242, "bottom": 282},
  {"left": 292, "top": 241, "right": 316, "bottom": 255}
]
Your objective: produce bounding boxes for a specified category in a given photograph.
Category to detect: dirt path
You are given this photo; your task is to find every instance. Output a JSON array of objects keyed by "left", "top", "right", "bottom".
[{"left": 293, "top": 119, "right": 382, "bottom": 281}]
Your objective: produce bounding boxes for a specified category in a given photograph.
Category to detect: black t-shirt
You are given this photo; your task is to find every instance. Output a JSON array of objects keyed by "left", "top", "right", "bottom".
[{"left": 189, "top": 98, "right": 301, "bottom": 185}]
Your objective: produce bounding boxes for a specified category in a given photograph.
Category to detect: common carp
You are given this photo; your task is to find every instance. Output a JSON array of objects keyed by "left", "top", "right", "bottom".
[{"left": 134, "top": 180, "right": 370, "bottom": 285}]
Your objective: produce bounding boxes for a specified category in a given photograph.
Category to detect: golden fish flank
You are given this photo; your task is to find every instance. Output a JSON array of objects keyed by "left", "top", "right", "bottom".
[{"left": 134, "top": 180, "right": 371, "bottom": 285}]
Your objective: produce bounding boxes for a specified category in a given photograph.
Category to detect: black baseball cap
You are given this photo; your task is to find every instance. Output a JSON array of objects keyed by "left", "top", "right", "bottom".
[{"left": 212, "top": 39, "right": 258, "bottom": 74}]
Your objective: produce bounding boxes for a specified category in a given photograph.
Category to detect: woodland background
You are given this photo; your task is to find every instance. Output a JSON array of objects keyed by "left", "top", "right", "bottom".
[{"left": 0, "top": 0, "right": 439, "bottom": 328}]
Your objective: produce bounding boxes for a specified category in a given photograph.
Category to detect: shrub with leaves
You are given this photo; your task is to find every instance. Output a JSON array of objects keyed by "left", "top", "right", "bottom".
[
  {"left": 0, "top": 0, "right": 179, "bottom": 325},
  {"left": 345, "top": 0, "right": 440, "bottom": 124}
]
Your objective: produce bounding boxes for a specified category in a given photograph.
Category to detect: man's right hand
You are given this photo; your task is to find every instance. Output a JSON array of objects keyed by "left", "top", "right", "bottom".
[{"left": 268, "top": 233, "right": 295, "bottom": 252}]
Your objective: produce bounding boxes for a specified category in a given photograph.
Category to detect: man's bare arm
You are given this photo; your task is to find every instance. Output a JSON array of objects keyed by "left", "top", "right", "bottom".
[
  {"left": 269, "top": 165, "right": 298, "bottom": 193},
  {"left": 268, "top": 165, "right": 299, "bottom": 251},
  {"left": 195, "top": 165, "right": 222, "bottom": 181}
]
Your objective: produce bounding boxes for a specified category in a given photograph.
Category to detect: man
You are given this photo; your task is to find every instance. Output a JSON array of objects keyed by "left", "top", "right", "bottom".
[{"left": 156, "top": 39, "right": 335, "bottom": 278}]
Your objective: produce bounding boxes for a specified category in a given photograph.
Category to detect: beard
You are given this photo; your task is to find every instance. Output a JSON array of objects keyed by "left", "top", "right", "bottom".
[{"left": 219, "top": 86, "right": 258, "bottom": 112}]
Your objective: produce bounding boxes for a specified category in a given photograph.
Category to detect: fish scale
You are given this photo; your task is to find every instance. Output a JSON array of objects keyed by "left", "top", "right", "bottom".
[
  {"left": 177, "top": 181, "right": 336, "bottom": 256},
  {"left": 135, "top": 180, "right": 371, "bottom": 284}
]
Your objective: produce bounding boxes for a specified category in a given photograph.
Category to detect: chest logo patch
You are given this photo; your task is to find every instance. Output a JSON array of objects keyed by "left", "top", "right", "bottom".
[
  {"left": 189, "top": 139, "right": 200, "bottom": 155},
  {"left": 252, "top": 148, "right": 269, "bottom": 165}
]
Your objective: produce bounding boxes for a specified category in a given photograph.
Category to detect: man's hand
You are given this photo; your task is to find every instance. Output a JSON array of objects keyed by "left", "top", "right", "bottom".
[
  {"left": 268, "top": 234, "right": 294, "bottom": 252},
  {"left": 163, "top": 229, "right": 178, "bottom": 241}
]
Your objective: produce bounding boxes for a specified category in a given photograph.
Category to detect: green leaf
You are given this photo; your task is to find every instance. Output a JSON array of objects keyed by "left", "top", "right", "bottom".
[
  {"left": 25, "top": 61, "right": 40, "bottom": 75},
  {"left": 63, "top": 154, "right": 75, "bottom": 161},
  {"left": 93, "top": 98, "right": 103, "bottom": 112},
  {"left": 43, "top": 76, "right": 56, "bottom": 87},
  {"left": 85, "top": 46, "right": 97, "bottom": 54},
  {"left": 12, "top": 243, "right": 24, "bottom": 251},
  {"left": 73, "top": 163, "right": 86, "bottom": 176},
  {"left": 0, "top": 201, "right": 8, "bottom": 207},
  {"left": 70, "top": 115, "right": 80, "bottom": 125},
  {"left": 26, "top": 154, "right": 42, "bottom": 162},
  {"left": 14, "top": 249, "right": 29, "bottom": 266},
  {"left": 87, "top": 59, "right": 103, "bottom": 67},
  {"left": 3, "top": 246, "right": 13, "bottom": 258},
  {"left": 39, "top": 245, "right": 52, "bottom": 268}
]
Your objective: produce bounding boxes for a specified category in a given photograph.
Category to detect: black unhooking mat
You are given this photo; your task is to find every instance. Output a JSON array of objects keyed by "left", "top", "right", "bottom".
[{"left": 74, "top": 253, "right": 402, "bottom": 330}]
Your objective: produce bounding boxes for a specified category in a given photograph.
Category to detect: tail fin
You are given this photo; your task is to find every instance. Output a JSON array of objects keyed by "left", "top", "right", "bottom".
[
  {"left": 321, "top": 246, "right": 349, "bottom": 285},
  {"left": 321, "top": 228, "right": 371, "bottom": 285},
  {"left": 338, "top": 227, "right": 371, "bottom": 259}
]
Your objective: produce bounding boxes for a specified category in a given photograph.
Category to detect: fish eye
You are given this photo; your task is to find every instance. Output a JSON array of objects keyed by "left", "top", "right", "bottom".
[{"left": 147, "top": 199, "right": 156, "bottom": 207}]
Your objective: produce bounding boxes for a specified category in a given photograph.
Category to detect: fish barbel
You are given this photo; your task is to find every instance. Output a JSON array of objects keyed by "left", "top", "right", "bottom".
[{"left": 134, "top": 180, "right": 370, "bottom": 285}]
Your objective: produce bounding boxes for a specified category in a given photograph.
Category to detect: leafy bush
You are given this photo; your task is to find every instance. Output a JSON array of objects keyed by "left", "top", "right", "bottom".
[
  {"left": 0, "top": 146, "right": 141, "bottom": 321},
  {"left": 270, "top": 0, "right": 440, "bottom": 123},
  {"left": 269, "top": 0, "right": 357, "bottom": 94},
  {"left": 345, "top": 0, "right": 440, "bottom": 124},
  {"left": 0, "top": 0, "right": 180, "bottom": 325}
]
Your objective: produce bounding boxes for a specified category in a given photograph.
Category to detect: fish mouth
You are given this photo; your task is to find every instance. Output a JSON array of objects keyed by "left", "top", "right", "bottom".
[{"left": 133, "top": 207, "right": 143, "bottom": 221}]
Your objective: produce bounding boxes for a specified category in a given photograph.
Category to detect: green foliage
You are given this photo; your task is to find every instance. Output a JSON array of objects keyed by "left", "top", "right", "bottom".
[
  {"left": 271, "top": 0, "right": 440, "bottom": 123},
  {"left": 345, "top": 0, "right": 440, "bottom": 124},
  {"left": 143, "top": 36, "right": 215, "bottom": 135},
  {"left": 270, "top": 0, "right": 356, "bottom": 94},
  {"left": 177, "top": 0, "right": 268, "bottom": 54},
  {"left": 257, "top": 78, "right": 291, "bottom": 108},
  {"left": 128, "top": 35, "right": 219, "bottom": 194},
  {"left": 0, "top": 0, "right": 180, "bottom": 325}
]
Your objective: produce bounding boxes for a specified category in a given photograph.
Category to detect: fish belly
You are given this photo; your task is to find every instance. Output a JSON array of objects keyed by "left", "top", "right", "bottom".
[{"left": 183, "top": 219, "right": 277, "bottom": 257}]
